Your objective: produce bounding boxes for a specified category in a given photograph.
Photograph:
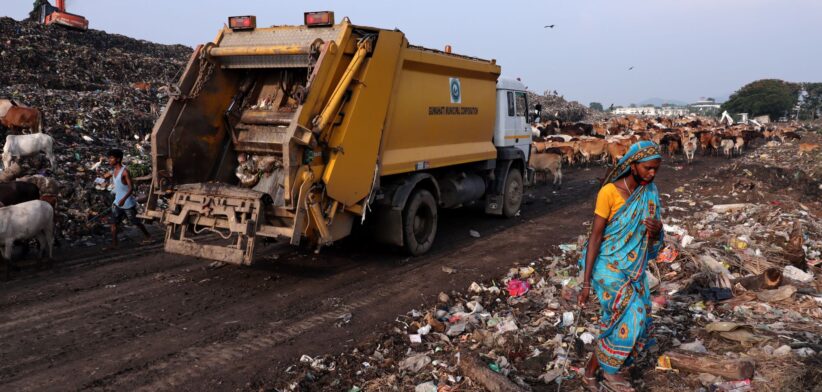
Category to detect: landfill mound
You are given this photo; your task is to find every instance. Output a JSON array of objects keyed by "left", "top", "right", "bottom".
[
  {"left": 0, "top": 17, "right": 188, "bottom": 90},
  {"left": 280, "top": 131, "right": 822, "bottom": 391},
  {"left": 0, "top": 17, "right": 191, "bottom": 243},
  {"left": 527, "top": 91, "right": 606, "bottom": 123}
]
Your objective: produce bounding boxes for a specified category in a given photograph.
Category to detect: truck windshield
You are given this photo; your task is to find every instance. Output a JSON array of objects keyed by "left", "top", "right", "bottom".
[{"left": 515, "top": 92, "right": 527, "bottom": 117}]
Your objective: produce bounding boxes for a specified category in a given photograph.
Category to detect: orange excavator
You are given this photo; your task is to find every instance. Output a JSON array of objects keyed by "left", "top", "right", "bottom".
[{"left": 34, "top": 0, "right": 89, "bottom": 30}]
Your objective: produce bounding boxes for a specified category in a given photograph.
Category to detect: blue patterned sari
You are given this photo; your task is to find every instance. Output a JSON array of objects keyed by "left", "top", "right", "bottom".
[{"left": 579, "top": 141, "right": 664, "bottom": 374}]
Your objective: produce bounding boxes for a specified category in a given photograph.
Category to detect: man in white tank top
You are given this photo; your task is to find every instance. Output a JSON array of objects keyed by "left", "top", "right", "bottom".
[{"left": 105, "top": 149, "right": 150, "bottom": 249}]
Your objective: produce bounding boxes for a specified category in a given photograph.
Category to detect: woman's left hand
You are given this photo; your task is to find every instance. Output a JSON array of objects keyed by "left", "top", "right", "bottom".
[{"left": 643, "top": 218, "right": 662, "bottom": 239}]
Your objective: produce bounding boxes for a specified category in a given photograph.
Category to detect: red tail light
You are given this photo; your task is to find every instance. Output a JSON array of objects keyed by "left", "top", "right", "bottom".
[
  {"left": 228, "top": 15, "right": 256, "bottom": 31},
  {"left": 304, "top": 11, "right": 334, "bottom": 27}
]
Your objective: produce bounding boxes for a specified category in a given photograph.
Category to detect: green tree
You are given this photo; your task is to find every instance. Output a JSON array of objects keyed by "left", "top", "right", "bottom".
[
  {"left": 721, "top": 79, "right": 800, "bottom": 120},
  {"left": 589, "top": 102, "right": 604, "bottom": 111},
  {"left": 800, "top": 83, "right": 822, "bottom": 120}
]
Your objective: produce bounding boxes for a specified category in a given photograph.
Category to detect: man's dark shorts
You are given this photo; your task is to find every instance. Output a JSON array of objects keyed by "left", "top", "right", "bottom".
[{"left": 111, "top": 205, "right": 140, "bottom": 225}]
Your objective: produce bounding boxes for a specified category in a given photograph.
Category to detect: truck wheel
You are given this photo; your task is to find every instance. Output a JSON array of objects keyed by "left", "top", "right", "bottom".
[
  {"left": 502, "top": 168, "right": 523, "bottom": 218},
  {"left": 402, "top": 189, "right": 438, "bottom": 256}
]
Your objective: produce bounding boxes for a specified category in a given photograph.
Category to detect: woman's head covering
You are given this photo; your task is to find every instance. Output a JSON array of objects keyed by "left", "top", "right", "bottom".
[{"left": 604, "top": 141, "right": 662, "bottom": 184}]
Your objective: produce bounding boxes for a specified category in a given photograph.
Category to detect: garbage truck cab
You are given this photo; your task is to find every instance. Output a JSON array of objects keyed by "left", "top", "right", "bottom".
[
  {"left": 143, "top": 12, "right": 533, "bottom": 265},
  {"left": 494, "top": 79, "right": 532, "bottom": 162}
]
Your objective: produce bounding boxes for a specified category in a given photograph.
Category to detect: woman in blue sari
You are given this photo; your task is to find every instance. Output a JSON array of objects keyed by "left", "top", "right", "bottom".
[{"left": 578, "top": 141, "right": 664, "bottom": 392}]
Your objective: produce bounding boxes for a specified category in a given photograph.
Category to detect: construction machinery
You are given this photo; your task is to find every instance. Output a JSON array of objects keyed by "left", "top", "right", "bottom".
[
  {"left": 142, "top": 12, "right": 532, "bottom": 265},
  {"left": 36, "top": 0, "right": 89, "bottom": 31}
]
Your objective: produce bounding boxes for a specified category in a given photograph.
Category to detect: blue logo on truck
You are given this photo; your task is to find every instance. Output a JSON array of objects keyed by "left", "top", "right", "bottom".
[{"left": 449, "top": 78, "right": 461, "bottom": 104}]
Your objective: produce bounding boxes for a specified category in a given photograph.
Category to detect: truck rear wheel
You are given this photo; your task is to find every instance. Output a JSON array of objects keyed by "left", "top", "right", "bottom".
[
  {"left": 502, "top": 168, "right": 523, "bottom": 217},
  {"left": 402, "top": 189, "right": 438, "bottom": 256}
]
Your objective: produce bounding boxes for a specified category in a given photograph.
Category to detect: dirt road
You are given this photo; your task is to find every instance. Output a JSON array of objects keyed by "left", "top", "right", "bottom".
[{"left": 1, "top": 157, "right": 723, "bottom": 391}]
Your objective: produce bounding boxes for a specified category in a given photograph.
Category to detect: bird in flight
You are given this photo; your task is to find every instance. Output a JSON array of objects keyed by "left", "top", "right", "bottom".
[
  {"left": 544, "top": 25, "right": 555, "bottom": 29},
  {"left": 628, "top": 66, "right": 635, "bottom": 71}
]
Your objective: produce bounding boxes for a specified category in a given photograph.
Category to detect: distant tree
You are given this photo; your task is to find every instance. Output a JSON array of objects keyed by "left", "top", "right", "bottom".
[
  {"left": 721, "top": 79, "right": 801, "bottom": 120},
  {"left": 589, "top": 102, "right": 604, "bottom": 111},
  {"left": 800, "top": 83, "right": 822, "bottom": 120},
  {"left": 629, "top": 103, "right": 637, "bottom": 108}
]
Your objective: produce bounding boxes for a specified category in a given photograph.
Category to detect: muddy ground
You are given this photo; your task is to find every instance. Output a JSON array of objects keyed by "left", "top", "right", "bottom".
[{"left": 0, "top": 148, "right": 814, "bottom": 391}]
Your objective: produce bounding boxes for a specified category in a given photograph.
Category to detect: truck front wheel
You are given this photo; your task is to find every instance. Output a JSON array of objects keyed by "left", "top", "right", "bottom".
[
  {"left": 502, "top": 168, "right": 523, "bottom": 217},
  {"left": 402, "top": 189, "right": 438, "bottom": 256}
]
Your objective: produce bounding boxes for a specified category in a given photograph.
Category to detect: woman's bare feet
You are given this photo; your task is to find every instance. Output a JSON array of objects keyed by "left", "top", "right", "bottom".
[{"left": 601, "top": 372, "right": 635, "bottom": 392}]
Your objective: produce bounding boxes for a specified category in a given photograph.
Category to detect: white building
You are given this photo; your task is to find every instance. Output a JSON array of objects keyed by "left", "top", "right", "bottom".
[
  {"left": 689, "top": 98, "right": 721, "bottom": 115},
  {"left": 612, "top": 106, "right": 689, "bottom": 117}
]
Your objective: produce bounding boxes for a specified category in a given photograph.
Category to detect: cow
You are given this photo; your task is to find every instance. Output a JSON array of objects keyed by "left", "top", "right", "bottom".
[
  {"left": 720, "top": 139, "right": 735, "bottom": 158},
  {"left": 132, "top": 82, "right": 152, "bottom": 91},
  {"left": 710, "top": 135, "right": 722, "bottom": 156},
  {"left": 606, "top": 140, "right": 630, "bottom": 165},
  {"left": 779, "top": 131, "right": 801, "bottom": 143},
  {"left": 0, "top": 106, "right": 42, "bottom": 134},
  {"left": 17, "top": 175, "right": 59, "bottom": 196},
  {"left": 798, "top": 143, "right": 820, "bottom": 157},
  {"left": 0, "top": 181, "right": 40, "bottom": 207},
  {"left": 529, "top": 146, "right": 562, "bottom": 187},
  {"left": 0, "top": 99, "right": 18, "bottom": 118},
  {"left": 0, "top": 162, "right": 23, "bottom": 182},
  {"left": 733, "top": 136, "right": 745, "bottom": 156},
  {"left": 697, "top": 131, "right": 714, "bottom": 155},
  {"left": 2, "top": 133, "right": 56, "bottom": 169},
  {"left": 0, "top": 200, "right": 54, "bottom": 279},
  {"left": 531, "top": 125, "right": 542, "bottom": 139},
  {"left": 577, "top": 138, "right": 608, "bottom": 165},
  {"left": 682, "top": 134, "right": 697, "bottom": 164}
]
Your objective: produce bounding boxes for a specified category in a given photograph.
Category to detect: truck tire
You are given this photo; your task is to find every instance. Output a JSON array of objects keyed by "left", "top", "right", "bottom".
[
  {"left": 402, "top": 189, "right": 438, "bottom": 256},
  {"left": 502, "top": 168, "right": 523, "bottom": 218}
]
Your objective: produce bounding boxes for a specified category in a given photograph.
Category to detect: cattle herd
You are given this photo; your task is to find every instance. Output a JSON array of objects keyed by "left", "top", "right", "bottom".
[
  {"left": 0, "top": 99, "right": 59, "bottom": 278},
  {"left": 527, "top": 115, "right": 806, "bottom": 186},
  {"left": 0, "top": 96, "right": 815, "bottom": 279}
]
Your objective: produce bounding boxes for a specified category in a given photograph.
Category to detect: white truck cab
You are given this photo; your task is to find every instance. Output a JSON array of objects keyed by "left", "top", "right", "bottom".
[{"left": 494, "top": 78, "right": 532, "bottom": 161}]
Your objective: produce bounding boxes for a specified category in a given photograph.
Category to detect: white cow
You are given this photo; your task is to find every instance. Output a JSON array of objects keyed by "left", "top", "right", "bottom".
[
  {"left": 3, "top": 134, "right": 56, "bottom": 169},
  {"left": 0, "top": 200, "right": 54, "bottom": 262}
]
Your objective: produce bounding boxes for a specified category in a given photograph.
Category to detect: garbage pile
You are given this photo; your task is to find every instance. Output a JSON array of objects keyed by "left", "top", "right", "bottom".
[
  {"left": 527, "top": 91, "right": 603, "bottom": 123},
  {"left": 280, "top": 131, "right": 821, "bottom": 392},
  {"left": 0, "top": 17, "right": 190, "bottom": 244}
]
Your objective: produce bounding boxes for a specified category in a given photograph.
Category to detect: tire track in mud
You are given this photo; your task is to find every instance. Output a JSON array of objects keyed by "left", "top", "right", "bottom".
[{"left": 0, "top": 257, "right": 192, "bottom": 335}]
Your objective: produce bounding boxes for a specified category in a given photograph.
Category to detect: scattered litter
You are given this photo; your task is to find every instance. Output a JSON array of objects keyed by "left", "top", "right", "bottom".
[
  {"left": 679, "top": 339, "right": 708, "bottom": 354},
  {"left": 755, "top": 285, "right": 797, "bottom": 302},
  {"left": 783, "top": 265, "right": 813, "bottom": 283},
  {"left": 414, "top": 381, "right": 437, "bottom": 392},
  {"left": 399, "top": 353, "right": 431, "bottom": 373},
  {"left": 506, "top": 279, "right": 530, "bottom": 297},
  {"left": 441, "top": 266, "right": 457, "bottom": 274}
]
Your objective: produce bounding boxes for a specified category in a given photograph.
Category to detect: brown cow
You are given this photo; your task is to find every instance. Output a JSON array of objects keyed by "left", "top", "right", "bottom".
[
  {"left": 577, "top": 139, "right": 608, "bottom": 165},
  {"left": 798, "top": 143, "right": 820, "bottom": 157},
  {"left": 710, "top": 135, "right": 722, "bottom": 156},
  {"left": 529, "top": 146, "right": 562, "bottom": 186},
  {"left": 0, "top": 106, "right": 42, "bottom": 134},
  {"left": 697, "top": 131, "right": 713, "bottom": 155},
  {"left": 132, "top": 82, "right": 152, "bottom": 91},
  {"left": 606, "top": 140, "right": 630, "bottom": 165}
]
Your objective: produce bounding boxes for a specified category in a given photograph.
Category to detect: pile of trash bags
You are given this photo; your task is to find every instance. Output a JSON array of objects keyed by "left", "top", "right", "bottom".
[{"left": 0, "top": 17, "right": 191, "bottom": 245}]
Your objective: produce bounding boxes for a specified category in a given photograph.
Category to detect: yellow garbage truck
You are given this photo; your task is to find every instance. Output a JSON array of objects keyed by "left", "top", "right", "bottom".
[{"left": 142, "top": 12, "right": 533, "bottom": 265}]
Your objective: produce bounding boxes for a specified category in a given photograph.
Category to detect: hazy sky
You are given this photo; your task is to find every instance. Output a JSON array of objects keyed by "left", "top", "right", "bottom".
[{"left": 4, "top": 0, "right": 821, "bottom": 106}]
